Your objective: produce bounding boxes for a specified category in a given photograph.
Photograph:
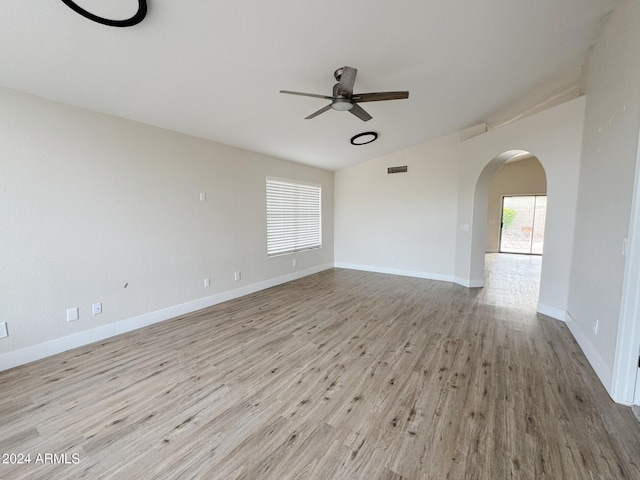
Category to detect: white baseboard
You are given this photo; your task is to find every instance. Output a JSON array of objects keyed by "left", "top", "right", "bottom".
[
  {"left": 453, "top": 276, "right": 485, "bottom": 288},
  {"left": 0, "top": 263, "right": 334, "bottom": 372},
  {"left": 334, "top": 263, "right": 486, "bottom": 289},
  {"left": 332, "top": 265, "right": 484, "bottom": 289},
  {"left": 564, "top": 312, "right": 615, "bottom": 401},
  {"left": 536, "top": 302, "right": 567, "bottom": 321},
  {"left": 334, "top": 263, "right": 454, "bottom": 283}
]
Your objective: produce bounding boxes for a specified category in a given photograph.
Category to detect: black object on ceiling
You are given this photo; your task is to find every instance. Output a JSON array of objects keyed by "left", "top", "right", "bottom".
[
  {"left": 351, "top": 132, "right": 378, "bottom": 146},
  {"left": 61, "top": 0, "right": 147, "bottom": 27}
]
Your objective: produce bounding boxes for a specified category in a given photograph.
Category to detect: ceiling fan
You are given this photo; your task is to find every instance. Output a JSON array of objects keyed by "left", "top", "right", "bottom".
[{"left": 280, "top": 66, "right": 409, "bottom": 122}]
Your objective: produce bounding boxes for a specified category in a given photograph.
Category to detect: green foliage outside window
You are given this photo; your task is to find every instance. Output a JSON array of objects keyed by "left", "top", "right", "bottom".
[{"left": 502, "top": 207, "right": 516, "bottom": 229}]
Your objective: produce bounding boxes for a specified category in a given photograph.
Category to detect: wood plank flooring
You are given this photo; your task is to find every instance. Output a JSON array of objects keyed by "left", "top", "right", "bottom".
[{"left": 2, "top": 258, "right": 640, "bottom": 479}]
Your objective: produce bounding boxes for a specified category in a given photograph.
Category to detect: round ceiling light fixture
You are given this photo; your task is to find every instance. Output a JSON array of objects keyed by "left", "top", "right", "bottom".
[
  {"left": 61, "top": 0, "right": 147, "bottom": 27},
  {"left": 350, "top": 131, "right": 378, "bottom": 146}
]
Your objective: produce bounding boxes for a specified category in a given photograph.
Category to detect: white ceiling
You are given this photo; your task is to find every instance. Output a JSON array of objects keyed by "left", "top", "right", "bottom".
[{"left": 0, "top": 0, "right": 617, "bottom": 171}]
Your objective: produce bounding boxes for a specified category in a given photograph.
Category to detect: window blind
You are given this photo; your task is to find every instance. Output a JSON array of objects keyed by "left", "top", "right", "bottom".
[{"left": 266, "top": 177, "right": 322, "bottom": 256}]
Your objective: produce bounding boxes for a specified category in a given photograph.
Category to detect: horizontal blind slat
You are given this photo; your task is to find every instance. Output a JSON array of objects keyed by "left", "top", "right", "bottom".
[{"left": 266, "top": 178, "right": 322, "bottom": 256}]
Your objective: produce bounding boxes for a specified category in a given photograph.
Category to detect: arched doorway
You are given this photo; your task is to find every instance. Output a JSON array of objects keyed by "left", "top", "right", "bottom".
[
  {"left": 468, "top": 150, "right": 552, "bottom": 313},
  {"left": 483, "top": 152, "right": 547, "bottom": 308},
  {"left": 455, "top": 97, "right": 585, "bottom": 322}
]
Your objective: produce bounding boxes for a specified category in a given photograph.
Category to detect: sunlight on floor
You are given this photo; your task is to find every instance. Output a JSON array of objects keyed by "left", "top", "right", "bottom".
[{"left": 478, "top": 253, "right": 541, "bottom": 310}]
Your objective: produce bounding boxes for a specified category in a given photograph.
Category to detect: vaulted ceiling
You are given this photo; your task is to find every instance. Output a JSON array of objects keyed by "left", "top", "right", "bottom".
[{"left": 0, "top": 0, "right": 617, "bottom": 170}]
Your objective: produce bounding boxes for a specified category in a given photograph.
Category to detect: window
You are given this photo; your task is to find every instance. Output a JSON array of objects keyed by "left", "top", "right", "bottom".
[
  {"left": 499, "top": 195, "right": 547, "bottom": 255},
  {"left": 266, "top": 177, "right": 322, "bottom": 256}
]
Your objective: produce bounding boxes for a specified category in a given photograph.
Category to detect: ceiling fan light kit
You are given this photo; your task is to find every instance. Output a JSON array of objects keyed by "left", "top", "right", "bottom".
[
  {"left": 332, "top": 99, "right": 354, "bottom": 111},
  {"left": 280, "top": 66, "right": 409, "bottom": 122}
]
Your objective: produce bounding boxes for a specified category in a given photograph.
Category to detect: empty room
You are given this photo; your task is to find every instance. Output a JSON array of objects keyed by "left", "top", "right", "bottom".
[{"left": 2, "top": 0, "right": 640, "bottom": 478}]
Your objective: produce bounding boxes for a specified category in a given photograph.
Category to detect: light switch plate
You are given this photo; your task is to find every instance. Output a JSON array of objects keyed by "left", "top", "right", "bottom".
[{"left": 67, "top": 307, "right": 79, "bottom": 322}]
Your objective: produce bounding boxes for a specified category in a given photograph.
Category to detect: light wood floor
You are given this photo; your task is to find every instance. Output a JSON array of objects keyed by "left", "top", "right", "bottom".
[{"left": 2, "top": 256, "right": 640, "bottom": 479}]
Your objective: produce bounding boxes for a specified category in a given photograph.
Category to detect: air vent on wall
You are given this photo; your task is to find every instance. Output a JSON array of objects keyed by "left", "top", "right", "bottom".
[{"left": 387, "top": 166, "right": 408, "bottom": 174}]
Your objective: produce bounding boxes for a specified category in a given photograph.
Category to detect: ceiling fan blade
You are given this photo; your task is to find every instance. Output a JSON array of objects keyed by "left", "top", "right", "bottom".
[
  {"left": 337, "top": 66, "right": 357, "bottom": 97},
  {"left": 349, "top": 103, "right": 372, "bottom": 122},
  {"left": 352, "top": 91, "right": 409, "bottom": 102},
  {"left": 280, "top": 90, "right": 334, "bottom": 100},
  {"left": 305, "top": 104, "right": 332, "bottom": 119}
]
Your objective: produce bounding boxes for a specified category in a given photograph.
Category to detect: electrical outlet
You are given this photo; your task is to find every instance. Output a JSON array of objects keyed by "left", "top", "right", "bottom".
[
  {"left": 234, "top": 271, "right": 241, "bottom": 281},
  {"left": 204, "top": 278, "right": 210, "bottom": 288},
  {"left": 593, "top": 319, "right": 599, "bottom": 335},
  {"left": 92, "top": 303, "right": 102, "bottom": 315},
  {"left": 0, "top": 322, "right": 7, "bottom": 339},
  {"left": 292, "top": 258, "right": 297, "bottom": 267},
  {"left": 67, "top": 307, "right": 79, "bottom": 322}
]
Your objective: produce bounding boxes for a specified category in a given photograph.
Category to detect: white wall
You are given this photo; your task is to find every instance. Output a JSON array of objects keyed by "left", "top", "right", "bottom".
[
  {"left": 455, "top": 97, "right": 585, "bottom": 315},
  {"left": 567, "top": 0, "right": 640, "bottom": 399},
  {"left": 334, "top": 133, "right": 460, "bottom": 281},
  {"left": 485, "top": 157, "right": 547, "bottom": 252},
  {"left": 0, "top": 87, "right": 334, "bottom": 368},
  {"left": 334, "top": 99, "right": 584, "bottom": 313}
]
